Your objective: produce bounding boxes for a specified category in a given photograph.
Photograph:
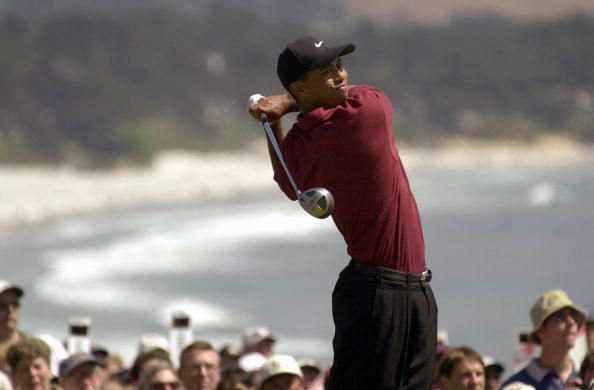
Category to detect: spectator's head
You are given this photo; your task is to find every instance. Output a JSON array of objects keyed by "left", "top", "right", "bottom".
[
  {"left": 178, "top": 340, "right": 221, "bottom": 390},
  {"left": 297, "top": 359, "right": 321, "bottom": 390},
  {"left": 258, "top": 355, "right": 304, "bottom": 390},
  {"left": 482, "top": 356, "right": 504, "bottom": 390},
  {"left": 580, "top": 351, "right": 594, "bottom": 390},
  {"left": 219, "top": 365, "right": 250, "bottom": 390},
  {"left": 243, "top": 326, "right": 276, "bottom": 358},
  {"left": 219, "top": 344, "right": 241, "bottom": 371},
  {"left": 139, "top": 363, "right": 180, "bottom": 390},
  {"left": 438, "top": 346, "right": 485, "bottom": 390},
  {"left": 0, "top": 280, "right": 24, "bottom": 334},
  {"left": 59, "top": 353, "right": 105, "bottom": 390},
  {"left": 7, "top": 337, "right": 53, "bottom": 390},
  {"left": 130, "top": 348, "right": 172, "bottom": 384},
  {"left": 529, "top": 289, "right": 586, "bottom": 351}
]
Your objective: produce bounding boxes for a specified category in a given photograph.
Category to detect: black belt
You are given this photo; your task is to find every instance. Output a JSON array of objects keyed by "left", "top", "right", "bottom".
[{"left": 350, "top": 259, "right": 432, "bottom": 283}]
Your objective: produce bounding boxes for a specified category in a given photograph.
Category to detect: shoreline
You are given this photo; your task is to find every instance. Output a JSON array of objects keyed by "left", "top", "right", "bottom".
[{"left": 1, "top": 140, "right": 593, "bottom": 230}]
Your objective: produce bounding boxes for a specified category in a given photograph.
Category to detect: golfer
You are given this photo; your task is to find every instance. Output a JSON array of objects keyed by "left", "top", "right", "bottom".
[{"left": 249, "top": 36, "right": 437, "bottom": 390}]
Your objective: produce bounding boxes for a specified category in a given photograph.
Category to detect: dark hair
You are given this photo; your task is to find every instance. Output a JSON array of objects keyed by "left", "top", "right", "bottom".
[
  {"left": 438, "top": 346, "right": 484, "bottom": 378},
  {"left": 179, "top": 341, "right": 217, "bottom": 369},
  {"left": 6, "top": 337, "right": 52, "bottom": 372},
  {"left": 130, "top": 348, "right": 172, "bottom": 381},
  {"left": 581, "top": 351, "right": 594, "bottom": 380}
]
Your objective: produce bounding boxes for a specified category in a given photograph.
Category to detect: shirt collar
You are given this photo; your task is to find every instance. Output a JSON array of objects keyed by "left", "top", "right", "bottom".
[
  {"left": 525, "top": 359, "right": 550, "bottom": 382},
  {"left": 525, "top": 359, "right": 579, "bottom": 384}
]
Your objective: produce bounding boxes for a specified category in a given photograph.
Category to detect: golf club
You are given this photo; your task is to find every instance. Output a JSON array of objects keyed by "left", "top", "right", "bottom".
[{"left": 260, "top": 113, "right": 335, "bottom": 219}]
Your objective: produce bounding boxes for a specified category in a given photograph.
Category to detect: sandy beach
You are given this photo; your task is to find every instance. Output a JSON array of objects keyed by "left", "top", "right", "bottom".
[{"left": 1, "top": 139, "right": 593, "bottom": 229}]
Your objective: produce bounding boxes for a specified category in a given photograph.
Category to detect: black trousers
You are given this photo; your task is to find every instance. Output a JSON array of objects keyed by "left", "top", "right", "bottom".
[{"left": 327, "top": 260, "right": 438, "bottom": 390}]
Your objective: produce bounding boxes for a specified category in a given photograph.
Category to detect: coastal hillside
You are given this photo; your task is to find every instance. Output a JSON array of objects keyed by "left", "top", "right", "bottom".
[{"left": 0, "top": 4, "right": 593, "bottom": 165}]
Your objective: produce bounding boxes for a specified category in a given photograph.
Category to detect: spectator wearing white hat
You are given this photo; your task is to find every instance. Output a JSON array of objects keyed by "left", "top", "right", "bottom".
[
  {"left": 243, "top": 327, "right": 276, "bottom": 358},
  {"left": 238, "top": 352, "right": 266, "bottom": 387},
  {"left": 258, "top": 355, "right": 304, "bottom": 390},
  {"left": 0, "top": 280, "right": 25, "bottom": 374},
  {"left": 502, "top": 289, "right": 587, "bottom": 390}
]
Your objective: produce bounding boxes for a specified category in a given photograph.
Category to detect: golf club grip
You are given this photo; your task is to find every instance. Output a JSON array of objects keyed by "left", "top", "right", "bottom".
[{"left": 260, "top": 115, "right": 300, "bottom": 195}]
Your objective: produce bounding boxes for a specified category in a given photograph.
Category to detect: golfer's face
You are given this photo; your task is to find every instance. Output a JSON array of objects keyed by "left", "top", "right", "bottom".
[{"left": 301, "top": 58, "right": 349, "bottom": 108}]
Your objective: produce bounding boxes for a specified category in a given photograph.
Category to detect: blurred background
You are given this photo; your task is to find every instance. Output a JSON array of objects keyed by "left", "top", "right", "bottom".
[
  {"left": 1, "top": 0, "right": 593, "bottom": 165},
  {"left": 1, "top": 0, "right": 593, "bottom": 377}
]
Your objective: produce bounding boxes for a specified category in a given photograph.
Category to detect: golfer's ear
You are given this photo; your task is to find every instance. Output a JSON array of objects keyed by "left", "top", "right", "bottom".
[{"left": 289, "top": 81, "right": 305, "bottom": 99}]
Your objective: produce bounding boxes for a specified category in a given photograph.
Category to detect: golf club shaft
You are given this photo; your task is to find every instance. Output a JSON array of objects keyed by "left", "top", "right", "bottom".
[{"left": 261, "top": 114, "right": 301, "bottom": 195}]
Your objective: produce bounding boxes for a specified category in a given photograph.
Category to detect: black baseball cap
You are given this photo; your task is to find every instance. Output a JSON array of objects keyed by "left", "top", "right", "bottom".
[{"left": 277, "top": 36, "right": 356, "bottom": 92}]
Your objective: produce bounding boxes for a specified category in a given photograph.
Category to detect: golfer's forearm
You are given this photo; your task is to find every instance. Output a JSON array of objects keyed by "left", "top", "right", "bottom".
[{"left": 266, "top": 93, "right": 299, "bottom": 123}]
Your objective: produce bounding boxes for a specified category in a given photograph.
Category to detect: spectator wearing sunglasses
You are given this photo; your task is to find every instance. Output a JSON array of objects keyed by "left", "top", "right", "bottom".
[
  {"left": 139, "top": 363, "right": 180, "bottom": 390},
  {"left": 502, "top": 289, "right": 587, "bottom": 390},
  {"left": 0, "top": 280, "right": 26, "bottom": 375}
]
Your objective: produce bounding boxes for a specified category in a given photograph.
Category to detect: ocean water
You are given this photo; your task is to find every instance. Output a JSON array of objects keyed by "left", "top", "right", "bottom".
[{"left": 1, "top": 157, "right": 593, "bottom": 376}]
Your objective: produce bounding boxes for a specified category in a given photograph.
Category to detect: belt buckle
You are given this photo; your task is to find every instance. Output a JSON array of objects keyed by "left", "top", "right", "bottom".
[{"left": 421, "top": 269, "right": 432, "bottom": 282}]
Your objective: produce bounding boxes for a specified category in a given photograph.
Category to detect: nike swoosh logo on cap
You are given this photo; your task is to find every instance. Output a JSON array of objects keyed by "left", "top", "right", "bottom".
[{"left": 314, "top": 40, "right": 323, "bottom": 48}]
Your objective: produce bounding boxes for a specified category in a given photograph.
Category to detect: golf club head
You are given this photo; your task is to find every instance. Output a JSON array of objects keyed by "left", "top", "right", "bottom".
[{"left": 298, "top": 188, "right": 335, "bottom": 219}]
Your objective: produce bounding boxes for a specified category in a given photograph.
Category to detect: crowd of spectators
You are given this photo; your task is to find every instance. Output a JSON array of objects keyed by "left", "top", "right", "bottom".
[{"left": 2, "top": 279, "right": 593, "bottom": 390}]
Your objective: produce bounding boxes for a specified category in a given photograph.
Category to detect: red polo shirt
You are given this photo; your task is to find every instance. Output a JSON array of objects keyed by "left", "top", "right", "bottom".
[{"left": 274, "top": 85, "right": 426, "bottom": 273}]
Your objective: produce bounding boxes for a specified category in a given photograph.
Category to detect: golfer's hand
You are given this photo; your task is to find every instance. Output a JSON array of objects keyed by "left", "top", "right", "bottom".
[{"left": 248, "top": 93, "right": 298, "bottom": 123}]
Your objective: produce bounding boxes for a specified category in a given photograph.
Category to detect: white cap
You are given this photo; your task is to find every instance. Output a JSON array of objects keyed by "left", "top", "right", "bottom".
[
  {"left": 259, "top": 355, "right": 303, "bottom": 389},
  {"left": 0, "top": 280, "right": 24, "bottom": 297},
  {"left": 238, "top": 352, "right": 266, "bottom": 373},
  {"left": 243, "top": 326, "right": 276, "bottom": 348}
]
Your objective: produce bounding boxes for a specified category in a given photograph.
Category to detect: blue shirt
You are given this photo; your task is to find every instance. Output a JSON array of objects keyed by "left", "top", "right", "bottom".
[{"left": 502, "top": 359, "right": 580, "bottom": 390}]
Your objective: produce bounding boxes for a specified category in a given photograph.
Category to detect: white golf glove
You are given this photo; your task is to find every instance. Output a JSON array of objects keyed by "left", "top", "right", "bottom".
[{"left": 247, "top": 93, "right": 264, "bottom": 121}]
